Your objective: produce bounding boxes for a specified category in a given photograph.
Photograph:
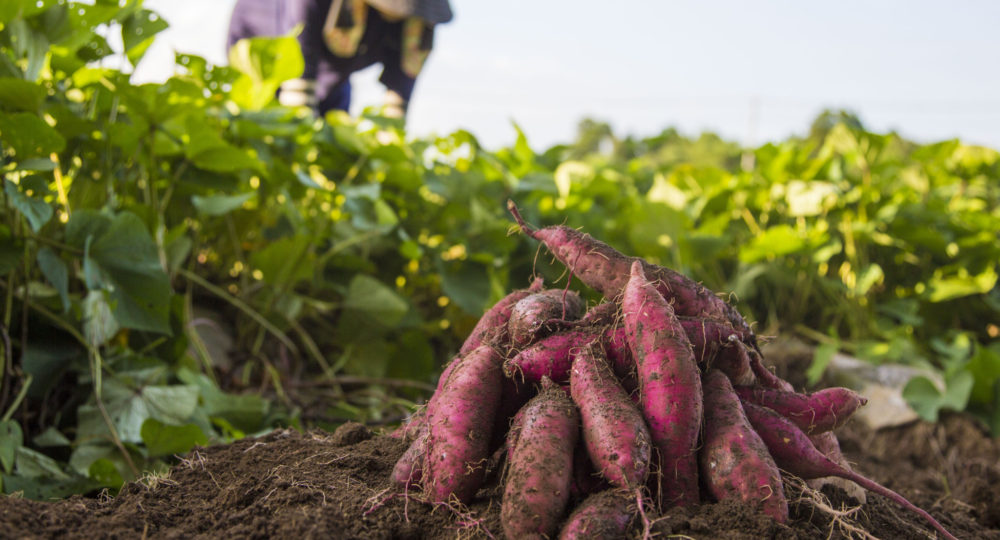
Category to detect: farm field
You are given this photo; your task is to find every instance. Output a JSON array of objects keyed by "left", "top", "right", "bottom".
[{"left": 1, "top": 1, "right": 998, "bottom": 538}]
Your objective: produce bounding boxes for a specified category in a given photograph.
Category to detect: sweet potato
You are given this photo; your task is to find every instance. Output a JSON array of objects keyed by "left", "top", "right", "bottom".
[
  {"left": 576, "top": 301, "right": 620, "bottom": 327},
  {"left": 748, "top": 348, "right": 795, "bottom": 393},
  {"left": 558, "top": 489, "right": 634, "bottom": 540},
  {"left": 599, "top": 325, "right": 635, "bottom": 387},
  {"left": 597, "top": 317, "right": 755, "bottom": 390},
  {"left": 622, "top": 260, "right": 702, "bottom": 508},
  {"left": 501, "top": 377, "right": 580, "bottom": 540},
  {"left": 735, "top": 385, "right": 868, "bottom": 434},
  {"left": 509, "top": 200, "right": 754, "bottom": 343},
  {"left": 743, "top": 402, "right": 957, "bottom": 540},
  {"left": 491, "top": 377, "right": 536, "bottom": 451},
  {"left": 388, "top": 406, "right": 426, "bottom": 441},
  {"left": 424, "top": 344, "right": 503, "bottom": 504},
  {"left": 508, "top": 288, "right": 586, "bottom": 347},
  {"left": 569, "top": 442, "right": 608, "bottom": 501},
  {"left": 808, "top": 430, "right": 867, "bottom": 504},
  {"left": 460, "top": 276, "right": 544, "bottom": 356},
  {"left": 504, "top": 328, "right": 601, "bottom": 384},
  {"left": 677, "top": 317, "right": 756, "bottom": 385},
  {"left": 392, "top": 431, "right": 427, "bottom": 490},
  {"left": 699, "top": 370, "right": 788, "bottom": 522},
  {"left": 569, "top": 345, "right": 651, "bottom": 490}
]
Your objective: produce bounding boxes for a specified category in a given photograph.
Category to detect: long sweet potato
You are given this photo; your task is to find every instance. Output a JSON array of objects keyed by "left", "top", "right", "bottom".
[
  {"left": 622, "top": 260, "right": 702, "bottom": 508},
  {"left": 509, "top": 200, "right": 755, "bottom": 344},
  {"left": 699, "top": 370, "right": 788, "bottom": 522},
  {"left": 504, "top": 327, "right": 601, "bottom": 383},
  {"left": 392, "top": 430, "right": 427, "bottom": 490},
  {"left": 460, "top": 276, "right": 544, "bottom": 356},
  {"left": 743, "top": 402, "right": 957, "bottom": 540},
  {"left": 501, "top": 377, "right": 580, "bottom": 540},
  {"left": 558, "top": 489, "right": 634, "bottom": 540},
  {"left": 569, "top": 345, "right": 651, "bottom": 490},
  {"left": 508, "top": 288, "right": 586, "bottom": 347},
  {"left": 424, "top": 344, "right": 503, "bottom": 504},
  {"left": 735, "top": 385, "right": 868, "bottom": 434}
]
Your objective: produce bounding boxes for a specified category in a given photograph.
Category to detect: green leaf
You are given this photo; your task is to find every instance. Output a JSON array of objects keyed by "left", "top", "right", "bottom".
[
  {"left": 342, "top": 274, "right": 409, "bottom": 327},
  {"left": 191, "top": 192, "right": 255, "bottom": 216},
  {"left": 191, "top": 145, "right": 261, "bottom": 173},
  {"left": 82, "top": 290, "right": 119, "bottom": 347},
  {"left": 807, "top": 342, "right": 839, "bottom": 386},
  {"left": 1, "top": 474, "right": 99, "bottom": 499},
  {"left": 903, "top": 376, "right": 946, "bottom": 422},
  {"left": 142, "top": 385, "right": 200, "bottom": 425},
  {"left": 926, "top": 267, "right": 998, "bottom": 302},
  {"left": 0, "top": 78, "right": 45, "bottom": 112},
  {"left": 0, "top": 112, "right": 65, "bottom": 159},
  {"left": 32, "top": 427, "right": 71, "bottom": 448},
  {"left": 15, "top": 447, "right": 68, "bottom": 479},
  {"left": 89, "top": 212, "right": 172, "bottom": 334},
  {"left": 903, "top": 370, "right": 974, "bottom": 422},
  {"left": 87, "top": 458, "right": 123, "bottom": 488},
  {"left": 4, "top": 179, "right": 53, "bottom": 232},
  {"left": 176, "top": 368, "right": 269, "bottom": 433},
  {"left": 5, "top": 18, "right": 50, "bottom": 80},
  {"left": 0, "top": 226, "right": 23, "bottom": 276},
  {"left": 784, "top": 179, "right": 838, "bottom": 217},
  {"left": 251, "top": 235, "right": 312, "bottom": 288},
  {"left": 967, "top": 345, "right": 1000, "bottom": 404},
  {"left": 78, "top": 381, "right": 199, "bottom": 445},
  {"left": 121, "top": 9, "right": 168, "bottom": 66},
  {"left": 438, "top": 260, "right": 491, "bottom": 316},
  {"left": 141, "top": 419, "right": 208, "bottom": 457},
  {"left": 386, "top": 330, "right": 434, "bottom": 381},
  {"left": 65, "top": 209, "right": 112, "bottom": 249},
  {"left": 13, "top": 157, "right": 56, "bottom": 171},
  {"left": 228, "top": 35, "right": 304, "bottom": 110},
  {"left": 0, "top": 0, "right": 59, "bottom": 25},
  {"left": 0, "top": 421, "right": 23, "bottom": 473},
  {"left": 855, "top": 263, "right": 884, "bottom": 296},
  {"left": 36, "top": 247, "right": 70, "bottom": 312},
  {"left": 22, "top": 339, "right": 81, "bottom": 398},
  {"left": 739, "top": 225, "right": 807, "bottom": 263}
]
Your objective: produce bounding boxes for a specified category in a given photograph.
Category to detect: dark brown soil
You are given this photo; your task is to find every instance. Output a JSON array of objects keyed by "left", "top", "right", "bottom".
[{"left": 2, "top": 344, "right": 999, "bottom": 539}]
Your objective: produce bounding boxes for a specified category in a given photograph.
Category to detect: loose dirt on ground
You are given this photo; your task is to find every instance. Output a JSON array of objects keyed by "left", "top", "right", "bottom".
[{"left": 2, "top": 344, "right": 999, "bottom": 539}]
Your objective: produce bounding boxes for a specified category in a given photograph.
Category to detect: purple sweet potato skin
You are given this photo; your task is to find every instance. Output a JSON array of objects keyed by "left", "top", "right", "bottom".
[
  {"left": 600, "top": 326, "right": 637, "bottom": 392},
  {"left": 622, "top": 261, "right": 702, "bottom": 508},
  {"left": 392, "top": 430, "right": 427, "bottom": 490},
  {"left": 515, "top": 211, "right": 753, "bottom": 339},
  {"left": 745, "top": 403, "right": 957, "bottom": 540},
  {"left": 508, "top": 289, "right": 586, "bottom": 347},
  {"left": 460, "top": 277, "right": 544, "bottom": 356},
  {"left": 700, "top": 371, "right": 788, "bottom": 523},
  {"left": 735, "top": 386, "right": 867, "bottom": 434},
  {"left": 741, "top": 402, "right": 837, "bottom": 480},
  {"left": 504, "top": 328, "right": 601, "bottom": 383},
  {"left": 491, "top": 377, "right": 536, "bottom": 451},
  {"left": 501, "top": 379, "right": 580, "bottom": 540},
  {"left": 557, "top": 489, "right": 634, "bottom": 540},
  {"left": 569, "top": 346, "right": 651, "bottom": 489},
  {"left": 605, "top": 320, "right": 754, "bottom": 387},
  {"left": 424, "top": 345, "right": 503, "bottom": 503},
  {"left": 388, "top": 406, "right": 426, "bottom": 441}
]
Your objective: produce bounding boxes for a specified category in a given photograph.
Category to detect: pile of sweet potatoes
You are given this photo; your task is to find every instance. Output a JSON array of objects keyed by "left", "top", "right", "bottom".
[{"left": 389, "top": 201, "right": 956, "bottom": 540}]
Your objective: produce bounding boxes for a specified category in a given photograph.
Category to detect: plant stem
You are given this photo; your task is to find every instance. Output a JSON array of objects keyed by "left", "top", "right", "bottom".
[{"left": 178, "top": 268, "right": 300, "bottom": 357}]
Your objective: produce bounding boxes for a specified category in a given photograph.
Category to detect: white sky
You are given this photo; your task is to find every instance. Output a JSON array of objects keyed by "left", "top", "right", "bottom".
[{"left": 138, "top": 0, "right": 1000, "bottom": 150}]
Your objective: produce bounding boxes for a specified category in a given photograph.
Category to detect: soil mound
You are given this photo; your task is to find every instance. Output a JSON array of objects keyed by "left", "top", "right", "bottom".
[{"left": 1, "top": 413, "right": 998, "bottom": 539}]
